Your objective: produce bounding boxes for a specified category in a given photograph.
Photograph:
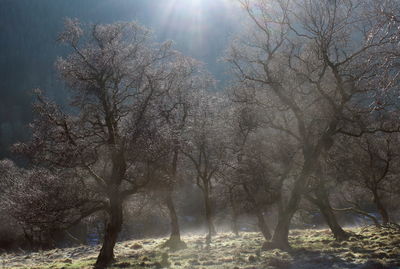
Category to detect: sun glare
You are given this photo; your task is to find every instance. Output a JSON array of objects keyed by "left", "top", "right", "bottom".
[{"left": 156, "top": 0, "right": 237, "bottom": 51}]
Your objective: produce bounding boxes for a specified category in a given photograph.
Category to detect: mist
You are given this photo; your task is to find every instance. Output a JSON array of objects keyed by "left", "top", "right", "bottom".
[{"left": 1, "top": 1, "right": 400, "bottom": 269}]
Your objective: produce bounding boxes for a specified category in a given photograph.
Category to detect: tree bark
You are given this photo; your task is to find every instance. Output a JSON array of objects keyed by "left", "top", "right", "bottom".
[
  {"left": 242, "top": 184, "right": 271, "bottom": 239},
  {"left": 372, "top": 190, "right": 390, "bottom": 225},
  {"left": 94, "top": 195, "right": 123, "bottom": 269},
  {"left": 319, "top": 202, "right": 348, "bottom": 241},
  {"left": 163, "top": 192, "right": 186, "bottom": 250},
  {"left": 204, "top": 189, "right": 216, "bottom": 241},
  {"left": 229, "top": 188, "right": 239, "bottom": 236},
  {"left": 307, "top": 193, "right": 349, "bottom": 241},
  {"left": 270, "top": 210, "right": 292, "bottom": 250},
  {"left": 163, "top": 149, "right": 187, "bottom": 250},
  {"left": 94, "top": 147, "right": 127, "bottom": 268},
  {"left": 307, "top": 167, "right": 349, "bottom": 241},
  {"left": 255, "top": 209, "right": 271, "bottom": 240},
  {"left": 231, "top": 212, "right": 239, "bottom": 236},
  {"left": 166, "top": 193, "right": 180, "bottom": 241},
  {"left": 270, "top": 134, "right": 333, "bottom": 249},
  {"left": 271, "top": 156, "right": 317, "bottom": 250}
]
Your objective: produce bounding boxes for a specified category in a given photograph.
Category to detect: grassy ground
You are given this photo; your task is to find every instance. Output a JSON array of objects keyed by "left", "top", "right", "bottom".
[{"left": 1, "top": 226, "right": 400, "bottom": 269}]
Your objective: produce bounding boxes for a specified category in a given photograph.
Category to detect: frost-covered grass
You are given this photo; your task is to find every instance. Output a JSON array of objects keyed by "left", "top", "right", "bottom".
[{"left": 1, "top": 226, "right": 400, "bottom": 269}]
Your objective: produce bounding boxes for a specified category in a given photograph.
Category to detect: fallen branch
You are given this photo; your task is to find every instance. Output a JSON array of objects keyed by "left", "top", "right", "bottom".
[{"left": 332, "top": 207, "right": 380, "bottom": 227}]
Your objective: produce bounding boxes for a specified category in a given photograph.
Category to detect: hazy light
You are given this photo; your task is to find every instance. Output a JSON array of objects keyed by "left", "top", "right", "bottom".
[{"left": 155, "top": 0, "right": 238, "bottom": 52}]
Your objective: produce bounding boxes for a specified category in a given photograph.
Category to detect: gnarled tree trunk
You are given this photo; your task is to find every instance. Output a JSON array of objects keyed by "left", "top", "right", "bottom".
[
  {"left": 231, "top": 212, "right": 239, "bottom": 236},
  {"left": 372, "top": 190, "right": 390, "bottom": 225},
  {"left": 204, "top": 188, "right": 216, "bottom": 243},
  {"left": 256, "top": 209, "right": 271, "bottom": 240},
  {"left": 163, "top": 149, "right": 186, "bottom": 250},
  {"left": 163, "top": 192, "right": 187, "bottom": 250},
  {"left": 270, "top": 209, "right": 293, "bottom": 250},
  {"left": 318, "top": 202, "right": 348, "bottom": 241},
  {"left": 228, "top": 188, "right": 239, "bottom": 236},
  {"left": 307, "top": 193, "right": 348, "bottom": 241},
  {"left": 166, "top": 194, "right": 180, "bottom": 241},
  {"left": 242, "top": 183, "right": 271, "bottom": 240},
  {"left": 94, "top": 193, "right": 123, "bottom": 269},
  {"left": 271, "top": 155, "right": 317, "bottom": 250}
]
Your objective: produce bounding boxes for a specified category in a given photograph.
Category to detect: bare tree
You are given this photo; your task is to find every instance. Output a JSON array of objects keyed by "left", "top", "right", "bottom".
[
  {"left": 219, "top": 183, "right": 243, "bottom": 236},
  {"left": 181, "top": 90, "right": 227, "bottom": 243},
  {"left": 149, "top": 55, "right": 211, "bottom": 250},
  {"left": 331, "top": 134, "right": 400, "bottom": 226},
  {"left": 227, "top": 0, "right": 399, "bottom": 249},
  {"left": 13, "top": 19, "right": 204, "bottom": 268},
  {"left": 223, "top": 94, "right": 298, "bottom": 241},
  {"left": 305, "top": 163, "right": 349, "bottom": 240},
  {"left": 1, "top": 161, "right": 101, "bottom": 248}
]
